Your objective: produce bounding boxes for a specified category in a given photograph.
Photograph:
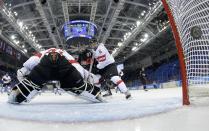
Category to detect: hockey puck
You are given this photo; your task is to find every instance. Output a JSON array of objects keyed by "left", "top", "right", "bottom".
[{"left": 190, "top": 26, "right": 202, "bottom": 39}]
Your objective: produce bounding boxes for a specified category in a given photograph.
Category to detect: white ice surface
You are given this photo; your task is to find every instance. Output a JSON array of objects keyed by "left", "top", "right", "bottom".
[
  {"left": 1, "top": 104, "right": 209, "bottom": 131},
  {"left": 0, "top": 88, "right": 182, "bottom": 123},
  {"left": 1, "top": 88, "right": 209, "bottom": 131}
]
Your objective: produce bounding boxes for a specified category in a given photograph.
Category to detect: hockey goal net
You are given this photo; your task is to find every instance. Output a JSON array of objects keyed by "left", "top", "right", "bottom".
[{"left": 162, "top": 0, "right": 209, "bottom": 105}]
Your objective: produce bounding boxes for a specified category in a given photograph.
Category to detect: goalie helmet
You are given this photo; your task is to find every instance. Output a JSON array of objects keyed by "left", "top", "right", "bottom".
[{"left": 48, "top": 52, "right": 61, "bottom": 64}]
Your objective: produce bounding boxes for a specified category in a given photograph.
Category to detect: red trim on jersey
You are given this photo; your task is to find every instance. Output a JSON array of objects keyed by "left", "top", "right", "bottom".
[
  {"left": 68, "top": 60, "right": 78, "bottom": 64},
  {"left": 97, "top": 54, "right": 105, "bottom": 59},
  {"left": 34, "top": 53, "right": 42, "bottom": 58},
  {"left": 58, "top": 50, "right": 63, "bottom": 56},
  {"left": 116, "top": 80, "right": 123, "bottom": 85},
  {"left": 96, "top": 54, "right": 106, "bottom": 62}
]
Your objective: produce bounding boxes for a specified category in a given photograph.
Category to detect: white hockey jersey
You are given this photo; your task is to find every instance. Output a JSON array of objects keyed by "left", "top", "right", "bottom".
[
  {"left": 2, "top": 75, "right": 11, "bottom": 84},
  {"left": 93, "top": 43, "right": 115, "bottom": 69}
]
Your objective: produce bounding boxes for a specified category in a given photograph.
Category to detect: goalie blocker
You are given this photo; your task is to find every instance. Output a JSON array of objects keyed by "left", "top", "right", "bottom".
[{"left": 8, "top": 48, "right": 103, "bottom": 104}]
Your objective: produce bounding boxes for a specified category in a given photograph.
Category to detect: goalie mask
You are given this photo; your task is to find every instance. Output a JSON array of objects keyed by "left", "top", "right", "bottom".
[{"left": 48, "top": 52, "right": 60, "bottom": 64}]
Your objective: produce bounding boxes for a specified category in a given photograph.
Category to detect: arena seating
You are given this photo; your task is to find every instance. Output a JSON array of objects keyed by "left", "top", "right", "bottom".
[{"left": 128, "top": 59, "right": 181, "bottom": 89}]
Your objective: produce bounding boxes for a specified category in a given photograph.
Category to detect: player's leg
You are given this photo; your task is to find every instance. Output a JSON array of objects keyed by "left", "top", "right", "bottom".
[
  {"left": 110, "top": 76, "right": 131, "bottom": 99},
  {"left": 141, "top": 78, "right": 148, "bottom": 91},
  {"left": 4, "top": 83, "right": 8, "bottom": 93},
  {"left": 102, "top": 80, "right": 113, "bottom": 97},
  {"left": 94, "top": 67, "right": 110, "bottom": 96},
  {"left": 104, "top": 64, "right": 131, "bottom": 99},
  {"left": 2, "top": 83, "right": 7, "bottom": 93},
  {"left": 6, "top": 83, "right": 11, "bottom": 95},
  {"left": 1, "top": 84, "right": 5, "bottom": 93},
  {"left": 143, "top": 85, "right": 148, "bottom": 91},
  {"left": 0, "top": 83, "right": 5, "bottom": 93}
]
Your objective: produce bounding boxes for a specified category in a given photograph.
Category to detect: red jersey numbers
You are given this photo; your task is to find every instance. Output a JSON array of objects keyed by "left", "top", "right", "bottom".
[{"left": 96, "top": 54, "right": 106, "bottom": 62}]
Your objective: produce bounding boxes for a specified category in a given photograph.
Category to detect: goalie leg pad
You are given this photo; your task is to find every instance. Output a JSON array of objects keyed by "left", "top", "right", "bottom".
[
  {"left": 65, "top": 82, "right": 103, "bottom": 102},
  {"left": 78, "top": 83, "right": 104, "bottom": 102},
  {"left": 8, "top": 79, "right": 40, "bottom": 104},
  {"left": 71, "top": 82, "right": 101, "bottom": 96},
  {"left": 79, "top": 90, "right": 103, "bottom": 103}
]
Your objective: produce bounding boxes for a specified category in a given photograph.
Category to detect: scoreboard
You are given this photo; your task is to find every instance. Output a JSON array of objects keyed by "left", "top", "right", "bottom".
[{"left": 63, "top": 20, "right": 97, "bottom": 41}]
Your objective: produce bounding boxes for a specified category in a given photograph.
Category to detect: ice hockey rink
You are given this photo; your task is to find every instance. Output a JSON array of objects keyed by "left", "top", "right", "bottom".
[
  {"left": 1, "top": 0, "right": 209, "bottom": 130},
  {"left": 1, "top": 87, "right": 209, "bottom": 131}
]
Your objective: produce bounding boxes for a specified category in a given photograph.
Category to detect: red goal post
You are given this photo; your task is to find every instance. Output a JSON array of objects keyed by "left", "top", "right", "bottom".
[{"left": 162, "top": 0, "right": 209, "bottom": 105}]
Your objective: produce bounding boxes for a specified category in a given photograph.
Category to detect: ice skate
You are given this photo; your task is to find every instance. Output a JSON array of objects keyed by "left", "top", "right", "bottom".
[
  {"left": 125, "top": 91, "right": 132, "bottom": 100},
  {"left": 144, "top": 89, "right": 148, "bottom": 91}
]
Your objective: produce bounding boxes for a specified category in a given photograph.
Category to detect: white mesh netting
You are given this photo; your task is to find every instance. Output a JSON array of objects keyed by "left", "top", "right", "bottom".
[{"left": 166, "top": 0, "right": 209, "bottom": 97}]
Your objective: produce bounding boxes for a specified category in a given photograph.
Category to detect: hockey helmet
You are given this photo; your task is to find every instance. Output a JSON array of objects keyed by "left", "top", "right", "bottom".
[{"left": 48, "top": 52, "right": 60, "bottom": 64}]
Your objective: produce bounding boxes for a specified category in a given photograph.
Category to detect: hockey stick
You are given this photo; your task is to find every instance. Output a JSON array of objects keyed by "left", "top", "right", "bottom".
[{"left": 85, "top": 50, "right": 95, "bottom": 82}]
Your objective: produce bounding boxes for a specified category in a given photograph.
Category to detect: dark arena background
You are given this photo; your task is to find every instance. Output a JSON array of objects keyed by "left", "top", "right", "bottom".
[{"left": 0, "top": 0, "right": 209, "bottom": 131}]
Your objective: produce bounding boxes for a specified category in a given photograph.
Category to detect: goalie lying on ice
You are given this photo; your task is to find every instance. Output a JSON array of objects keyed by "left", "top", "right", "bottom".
[{"left": 8, "top": 48, "right": 103, "bottom": 104}]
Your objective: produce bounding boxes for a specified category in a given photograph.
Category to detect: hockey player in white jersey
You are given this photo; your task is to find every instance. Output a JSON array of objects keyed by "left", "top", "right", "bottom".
[
  {"left": 89, "top": 39, "right": 131, "bottom": 99},
  {"left": 8, "top": 48, "right": 103, "bottom": 104},
  {"left": 1, "top": 73, "right": 12, "bottom": 94}
]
